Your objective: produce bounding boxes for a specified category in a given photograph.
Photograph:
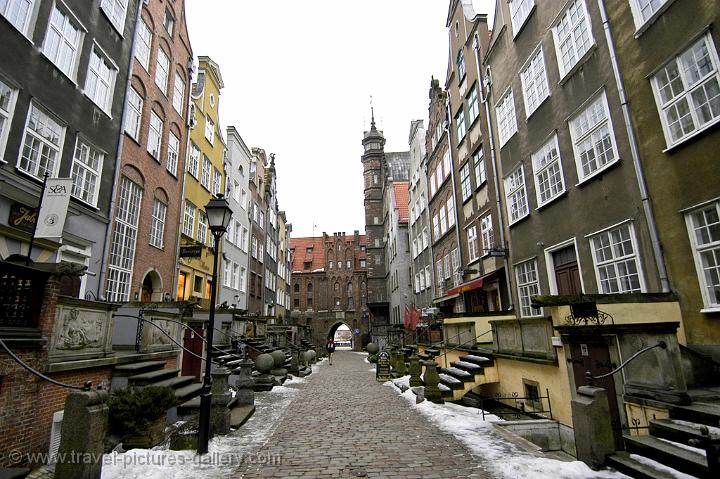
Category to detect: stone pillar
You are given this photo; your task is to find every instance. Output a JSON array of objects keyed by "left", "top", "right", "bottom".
[
  {"left": 571, "top": 386, "right": 615, "bottom": 469},
  {"left": 395, "top": 349, "right": 407, "bottom": 377},
  {"left": 234, "top": 359, "right": 255, "bottom": 406},
  {"left": 422, "top": 360, "right": 444, "bottom": 404},
  {"left": 211, "top": 365, "right": 231, "bottom": 436},
  {"left": 55, "top": 389, "right": 109, "bottom": 479},
  {"left": 409, "top": 353, "right": 423, "bottom": 387}
]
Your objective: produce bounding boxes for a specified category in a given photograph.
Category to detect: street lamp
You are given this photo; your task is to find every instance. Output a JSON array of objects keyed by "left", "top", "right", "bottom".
[{"left": 197, "top": 194, "right": 233, "bottom": 454}]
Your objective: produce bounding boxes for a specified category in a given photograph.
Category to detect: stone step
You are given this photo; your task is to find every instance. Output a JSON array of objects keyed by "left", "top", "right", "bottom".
[
  {"left": 113, "top": 361, "right": 166, "bottom": 376},
  {"left": 177, "top": 396, "right": 201, "bottom": 415},
  {"left": 450, "top": 360, "right": 484, "bottom": 374},
  {"left": 0, "top": 468, "right": 30, "bottom": 479},
  {"left": 670, "top": 401, "right": 720, "bottom": 428},
  {"left": 438, "top": 383, "right": 453, "bottom": 399},
  {"left": 225, "top": 358, "right": 246, "bottom": 368},
  {"left": 460, "top": 354, "right": 493, "bottom": 367},
  {"left": 128, "top": 368, "right": 181, "bottom": 386},
  {"left": 438, "top": 367, "right": 473, "bottom": 382},
  {"left": 144, "top": 375, "right": 194, "bottom": 390},
  {"left": 438, "top": 373, "right": 464, "bottom": 390},
  {"left": 606, "top": 451, "right": 683, "bottom": 479},
  {"left": 650, "top": 418, "right": 714, "bottom": 448},
  {"left": 623, "top": 434, "right": 708, "bottom": 478},
  {"left": 174, "top": 383, "right": 203, "bottom": 403}
]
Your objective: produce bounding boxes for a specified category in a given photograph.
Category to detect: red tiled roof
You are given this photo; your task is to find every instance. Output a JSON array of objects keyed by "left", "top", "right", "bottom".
[
  {"left": 290, "top": 235, "right": 367, "bottom": 272},
  {"left": 393, "top": 182, "right": 409, "bottom": 223}
]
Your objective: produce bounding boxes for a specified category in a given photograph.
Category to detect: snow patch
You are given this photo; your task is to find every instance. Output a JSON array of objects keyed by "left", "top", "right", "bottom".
[{"left": 629, "top": 454, "right": 697, "bottom": 479}]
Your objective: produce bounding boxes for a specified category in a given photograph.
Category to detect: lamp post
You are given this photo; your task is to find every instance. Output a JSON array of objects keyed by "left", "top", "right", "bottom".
[{"left": 197, "top": 194, "right": 233, "bottom": 455}]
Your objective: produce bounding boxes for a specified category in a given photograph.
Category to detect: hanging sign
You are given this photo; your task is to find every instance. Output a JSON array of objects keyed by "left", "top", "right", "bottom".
[{"left": 35, "top": 178, "right": 73, "bottom": 239}]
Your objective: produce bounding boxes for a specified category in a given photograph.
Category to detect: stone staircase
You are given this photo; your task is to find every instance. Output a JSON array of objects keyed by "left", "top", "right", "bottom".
[
  {"left": 436, "top": 354, "right": 497, "bottom": 402},
  {"left": 606, "top": 402, "right": 719, "bottom": 478},
  {"left": 111, "top": 361, "right": 203, "bottom": 407}
]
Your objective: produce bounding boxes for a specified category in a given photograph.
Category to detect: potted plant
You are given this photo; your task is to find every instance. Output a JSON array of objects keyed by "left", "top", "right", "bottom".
[{"left": 108, "top": 386, "right": 178, "bottom": 449}]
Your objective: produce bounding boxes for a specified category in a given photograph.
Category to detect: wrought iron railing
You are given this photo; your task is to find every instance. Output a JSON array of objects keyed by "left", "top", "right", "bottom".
[{"left": 478, "top": 389, "right": 553, "bottom": 421}]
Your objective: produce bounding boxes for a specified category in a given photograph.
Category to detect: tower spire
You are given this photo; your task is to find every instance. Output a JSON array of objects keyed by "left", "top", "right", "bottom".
[{"left": 370, "top": 95, "right": 376, "bottom": 129}]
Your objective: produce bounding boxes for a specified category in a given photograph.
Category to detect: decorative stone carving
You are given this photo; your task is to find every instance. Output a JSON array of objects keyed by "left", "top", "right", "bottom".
[{"left": 50, "top": 298, "right": 117, "bottom": 362}]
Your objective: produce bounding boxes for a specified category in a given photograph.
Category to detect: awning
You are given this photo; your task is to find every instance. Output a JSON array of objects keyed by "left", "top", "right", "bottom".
[
  {"left": 432, "top": 293, "right": 460, "bottom": 304},
  {"left": 447, "top": 277, "right": 484, "bottom": 297}
]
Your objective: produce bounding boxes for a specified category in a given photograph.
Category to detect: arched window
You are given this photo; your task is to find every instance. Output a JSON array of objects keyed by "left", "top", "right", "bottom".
[
  {"left": 307, "top": 283, "right": 313, "bottom": 293},
  {"left": 293, "top": 283, "right": 300, "bottom": 293},
  {"left": 334, "top": 282, "right": 340, "bottom": 293},
  {"left": 347, "top": 282, "right": 353, "bottom": 295}
]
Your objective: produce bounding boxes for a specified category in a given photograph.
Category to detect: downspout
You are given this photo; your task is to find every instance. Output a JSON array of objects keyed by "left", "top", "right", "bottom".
[
  {"left": 473, "top": 32, "right": 514, "bottom": 310},
  {"left": 97, "top": 0, "right": 144, "bottom": 300},
  {"left": 445, "top": 97, "right": 464, "bottom": 294},
  {"left": 597, "top": 0, "right": 670, "bottom": 292}
]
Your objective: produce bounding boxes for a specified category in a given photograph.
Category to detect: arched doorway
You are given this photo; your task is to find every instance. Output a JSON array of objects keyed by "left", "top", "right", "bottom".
[
  {"left": 328, "top": 321, "right": 353, "bottom": 350},
  {"left": 141, "top": 270, "right": 162, "bottom": 302}
]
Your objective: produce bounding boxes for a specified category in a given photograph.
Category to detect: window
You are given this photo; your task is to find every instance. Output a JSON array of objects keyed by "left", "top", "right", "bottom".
[
  {"left": 70, "top": 138, "right": 103, "bottom": 206},
  {"left": 84, "top": 47, "right": 116, "bottom": 114},
  {"left": 474, "top": 148, "right": 486, "bottom": 186},
  {"left": 166, "top": 132, "right": 179, "bottom": 176},
  {"left": 516, "top": 259, "right": 541, "bottom": 317},
  {"left": 444, "top": 254, "right": 452, "bottom": 280},
  {"left": 241, "top": 227, "right": 249, "bottom": 251},
  {"left": 231, "top": 263, "right": 239, "bottom": 290},
  {"left": 651, "top": 33, "right": 720, "bottom": 147},
  {"left": 467, "top": 87, "right": 480, "bottom": 124},
  {"left": 147, "top": 111, "right": 162, "bottom": 158},
  {"left": 425, "top": 266, "right": 431, "bottom": 291},
  {"left": 439, "top": 206, "right": 447, "bottom": 235},
  {"left": 432, "top": 213, "right": 439, "bottom": 240},
  {"left": 496, "top": 90, "right": 518, "bottom": 146},
  {"left": 182, "top": 200, "right": 195, "bottom": 238},
  {"left": 223, "top": 260, "right": 231, "bottom": 287},
  {"left": 629, "top": 0, "right": 670, "bottom": 28},
  {"left": 155, "top": 48, "right": 169, "bottom": 94},
  {"left": 135, "top": 18, "right": 152, "bottom": 70},
  {"left": 172, "top": 74, "right": 185, "bottom": 114},
  {"left": 44, "top": 4, "right": 83, "bottom": 79},
  {"left": 509, "top": 0, "right": 534, "bottom": 36},
  {"left": 149, "top": 199, "right": 166, "bottom": 248},
  {"left": 422, "top": 228, "right": 429, "bottom": 250},
  {"left": 18, "top": 103, "right": 65, "bottom": 179},
  {"left": 205, "top": 115, "right": 214, "bottom": 144},
  {"left": 201, "top": 156, "right": 211, "bottom": 189},
  {"left": 0, "top": 79, "right": 18, "bottom": 159},
  {"left": 212, "top": 167, "right": 222, "bottom": 196},
  {"left": 475, "top": 218, "right": 491, "bottom": 258},
  {"left": 686, "top": 201, "right": 720, "bottom": 309},
  {"left": 455, "top": 107, "right": 466, "bottom": 142},
  {"left": 505, "top": 165, "right": 529, "bottom": 225},
  {"left": 467, "top": 226, "right": 479, "bottom": 262},
  {"left": 569, "top": 92, "right": 618, "bottom": 181},
  {"left": 521, "top": 47, "right": 549, "bottom": 117},
  {"left": 187, "top": 142, "right": 200, "bottom": 177},
  {"left": 239, "top": 267, "right": 246, "bottom": 292},
  {"left": 457, "top": 48, "right": 466, "bottom": 80},
  {"left": 1, "top": 0, "right": 34, "bottom": 34},
  {"left": 552, "top": 0, "right": 594, "bottom": 78},
  {"left": 591, "top": 223, "right": 644, "bottom": 293},
  {"left": 100, "top": 0, "right": 128, "bottom": 33},
  {"left": 163, "top": 8, "right": 174, "bottom": 35},
  {"left": 106, "top": 177, "right": 142, "bottom": 302},
  {"left": 430, "top": 170, "right": 437, "bottom": 197},
  {"left": 460, "top": 163, "right": 472, "bottom": 201},
  {"left": 446, "top": 197, "right": 456, "bottom": 228},
  {"left": 197, "top": 211, "right": 207, "bottom": 245},
  {"left": 532, "top": 134, "right": 565, "bottom": 206},
  {"left": 360, "top": 259, "right": 366, "bottom": 268},
  {"left": 124, "top": 87, "right": 142, "bottom": 140}
]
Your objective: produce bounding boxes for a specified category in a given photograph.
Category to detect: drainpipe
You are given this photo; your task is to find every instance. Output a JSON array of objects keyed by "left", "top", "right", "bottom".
[
  {"left": 473, "top": 33, "right": 514, "bottom": 309},
  {"left": 445, "top": 97, "right": 464, "bottom": 303},
  {"left": 97, "top": 0, "right": 144, "bottom": 300},
  {"left": 596, "top": 0, "right": 670, "bottom": 292}
]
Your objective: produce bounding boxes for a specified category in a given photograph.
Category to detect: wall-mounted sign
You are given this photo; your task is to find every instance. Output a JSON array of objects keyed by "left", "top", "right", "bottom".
[
  {"left": 9, "top": 203, "right": 37, "bottom": 233},
  {"left": 180, "top": 245, "right": 203, "bottom": 258}
]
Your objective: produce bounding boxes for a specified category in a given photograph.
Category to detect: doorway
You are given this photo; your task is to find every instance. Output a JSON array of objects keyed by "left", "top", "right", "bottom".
[
  {"left": 182, "top": 322, "right": 205, "bottom": 382},
  {"left": 552, "top": 244, "right": 582, "bottom": 296}
]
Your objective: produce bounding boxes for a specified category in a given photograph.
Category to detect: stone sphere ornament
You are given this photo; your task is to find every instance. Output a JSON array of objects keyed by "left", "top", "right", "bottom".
[
  {"left": 255, "top": 353, "right": 274, "bottom": 374},
  {"left": 303, "top": 350, "right": 313, "bottom": 365},
  {"left": 366, "top": 342, "right": 379, "bottom": 355},
  {"left": 271, "top": 350, "right": 286, "bottom": 367},
  {"left": 308, "top": 349, "right": 317, "bottom": 361}
]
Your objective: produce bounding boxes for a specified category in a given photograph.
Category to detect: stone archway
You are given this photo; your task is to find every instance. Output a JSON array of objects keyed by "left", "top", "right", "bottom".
[
  {"left": 141, "top": 269, "right": 162, "bottom": 302},
  {"left": 327, "top": 321, "right": 354, "bottom": 350}
]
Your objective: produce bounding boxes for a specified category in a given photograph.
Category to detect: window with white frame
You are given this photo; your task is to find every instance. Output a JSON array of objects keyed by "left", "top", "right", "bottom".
[
  {"left": 251, "top": 236, "right": 257, "bottom": 258},
  {"left": 124, "top": 87, "right": 142, "bottom": 140},
  {"left": 18, "top": 103, "right": 65, "bottom": 179},
  {"left": 444, "top": 254, "right": 452, "bottom": 280},
  {"left": 474, "top": 148, "right": 486, "bottom": 186},
  {"left": 163, "top": 8, "right": 174, "bottom": 35},
  {"left": 149, "top": 198, "right": 166, "bottom": 248},
  {"left": 460, "top": 163, "right": 472, "bottom": 201},
  {"left": 439, "top": 205, "right": 447, "bottom": 235},
  {"left": 205, "top": 115, "right": 214, "bottom": 144},
  {"left": 422, "top": 227, "right": 429, "bottom": 249},
  {"left": 166, "top": 131, "right": 179, "bottom": 175},
  {"left": 432, "top": 213, "right": 439, "bottom": 240},
  {"left": 467, "top": 225, "right": 479, "bottom": 262},
  {"left": 443, "top": 150, "right": 451, "bottom": 179},
  {"left": 505, "top": 165, "right": 529, "bottom": 224},
  {"left": 629, "top": 0, "right": 670, "bottom": 29},
  {"left": 686, "top": 201, "right": 720, "bottom": 308},
  {"left": 223, "top": 260, "right": 231, "bottom": 287},
  {"left": 590, "top": 223, "right": 644, "bottom": 293},
  {"left": 212, "top": 167, "right": 221, "bottom": 196},
  {"left": 430, "top": 170, "right": 437, "bottom": 197},
  {"left": 241, "top": 226, "right": 249, "bottom": 251},
  {"left": 135, "top": 18, "right": 151, "bottom": 70},
  {"left": 481, "top": 215, "right": 494, "bottom": 254},
  {"left": 147, "top": 111, "right": 162, "bottom": 158},
  {"left": 457, "top": 48, "right": 466, "bottom": 80},
  {"left": 44, "top": 4, "right": 83, "bottom": 79},
  {"left": 455, "top": 107, "right": 466, "bottom": 142},
  {"left": 651, "top": 33, "right": 720, "bottom": 147},
  {"left": 516, "top": 259, "right": 541, "bottom": 317},
  {"left": 197, "top": 210, "right": 207, "bottom": 245},
  {"left": 552, "top": 0, "right": 594, "bottom": 78},
  {"left": 509, "top": 0, "right": 535, "bottom": 36},
  {"left": 446, "top": 197, "right": 456, "bottom": 228},
  {"left": 570, "top": 92, "right": 618, "bottom": 181},
  {"left": 155, "top": 48, "right": 169, "bottom": 94},
  {"left": 182, "top": 200, "right": 195, "bottom": 238},
  {"left": 85, "top": 48, "right": 116, "bottom": 114},
  {"left": 172, "top": 73, "right": 185, "bottom": 114},
  {"left": 187, "top": 142, "right": 200, "bottom": 177},
  {"left": 521, "top": 47, "right": 549, "bottom": 117},
  {"left": 532, "top": 134, "right": 565, "bottom": 206},
  {"left": 0, "top": 79, "right": 18, "bottom": 158},
  {"left": 70, "top": 138, "right": 103, "bottom": 206},
  {"left": 100, "top": 0, "right": 127, "bottom": 33},
  {"left": 496, "top": 89, "right": 518, "bottom": 146},
  {"left": 1, "top": 0, "right": 34, "bottom": 34},
  {"left": 106, "top": 177, "right": 142, "bottom": 302},
  {"left": 467, "top": 86, "right": 480, "bottom": 124},
  {"left": 425, "top": 266, "right": 431, "bottom": 290},
  {"left": 201, "top": 156, "right": 211, "bottom": 189}
]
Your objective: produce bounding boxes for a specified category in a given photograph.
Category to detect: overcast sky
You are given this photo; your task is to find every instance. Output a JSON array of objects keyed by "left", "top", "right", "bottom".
[{"left": 185, "top": 0, "right": 495, "bottom": 237}]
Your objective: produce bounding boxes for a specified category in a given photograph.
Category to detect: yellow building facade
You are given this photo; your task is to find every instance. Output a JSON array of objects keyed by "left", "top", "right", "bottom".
[{"left": 176, "top": 56, "right": 226, "bottom": 304}]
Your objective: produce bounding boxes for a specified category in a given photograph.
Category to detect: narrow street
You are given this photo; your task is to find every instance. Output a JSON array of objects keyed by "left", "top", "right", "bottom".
[{"left": 236, "top": 351, "right": 490, "bottom": 478}]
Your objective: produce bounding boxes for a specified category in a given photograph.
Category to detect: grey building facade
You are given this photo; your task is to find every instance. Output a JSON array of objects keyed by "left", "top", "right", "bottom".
[{"left": 386, "top": 180, "right": 412, "bottom": 326}]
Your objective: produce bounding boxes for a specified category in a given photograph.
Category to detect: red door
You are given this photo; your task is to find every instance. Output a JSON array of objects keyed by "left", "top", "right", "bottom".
[
  {"left": 553, "top": 245, "right": 582, "bottom": 296},
  {"left": 182, "top": 323, "right": 204, "bottom": 382}
]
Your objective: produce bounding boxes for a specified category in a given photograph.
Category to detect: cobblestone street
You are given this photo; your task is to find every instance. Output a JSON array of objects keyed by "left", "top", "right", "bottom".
[{"left": 237, "top": 351, "right": 491, "bottom": 478}]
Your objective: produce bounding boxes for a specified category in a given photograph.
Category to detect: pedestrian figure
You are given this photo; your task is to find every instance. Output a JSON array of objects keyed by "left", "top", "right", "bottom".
[{"left": 326, "top": 338, "right": 336, "bottom": 365}]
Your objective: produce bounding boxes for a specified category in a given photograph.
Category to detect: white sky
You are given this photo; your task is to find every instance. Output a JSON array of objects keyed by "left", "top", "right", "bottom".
[{"left": 185, "top": 1, "right": 495, "bottom": 237}]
